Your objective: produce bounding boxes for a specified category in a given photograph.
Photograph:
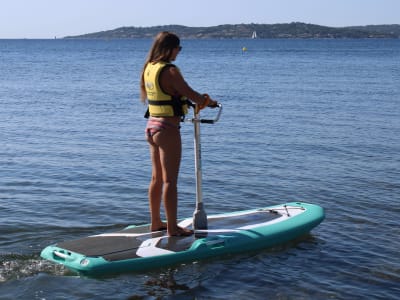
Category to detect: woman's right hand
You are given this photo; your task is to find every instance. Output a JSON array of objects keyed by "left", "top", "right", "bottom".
[
  {"left": 202, "top": 94, "right": 218, "bottom": 108},
  {"left": 207, "top": 98, "right": 218, "bottom": 108}
]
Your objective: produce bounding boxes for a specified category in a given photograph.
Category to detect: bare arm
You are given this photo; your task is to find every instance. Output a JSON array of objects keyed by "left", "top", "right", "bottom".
[{"left": 159, "top": 66, "right": 217, "bottom": 106}]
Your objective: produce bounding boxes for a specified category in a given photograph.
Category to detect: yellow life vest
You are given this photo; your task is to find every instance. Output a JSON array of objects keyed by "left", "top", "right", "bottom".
[{"left": 144, "top": 62, "right": 188, "bottom": 117}]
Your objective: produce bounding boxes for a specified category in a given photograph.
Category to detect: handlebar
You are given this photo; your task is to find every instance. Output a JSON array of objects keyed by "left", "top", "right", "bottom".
[{"left": 185, "top": 103, "right": 223, "bottom": 124}]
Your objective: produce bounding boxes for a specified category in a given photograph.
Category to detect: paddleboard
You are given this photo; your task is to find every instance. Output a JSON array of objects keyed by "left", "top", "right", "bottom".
[{"left": 40, "top": 202, "right": 324, "bottom": 275}]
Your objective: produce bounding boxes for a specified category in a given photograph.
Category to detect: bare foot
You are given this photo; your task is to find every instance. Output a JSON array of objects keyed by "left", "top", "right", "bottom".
[
  {"left": 168, "top": 226, "right": 194, "bottom": 237},
  {"left": 151, "top": 222, "right": 167, "bottom": 232}
]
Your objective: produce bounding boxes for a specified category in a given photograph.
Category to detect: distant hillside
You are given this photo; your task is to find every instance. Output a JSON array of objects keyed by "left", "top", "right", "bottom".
[
  {"left": 347, "top": 24, "right": 400, "bottom": 37},
  {"left": 64, "top": 23, "right": 400, "bottom": 39}
]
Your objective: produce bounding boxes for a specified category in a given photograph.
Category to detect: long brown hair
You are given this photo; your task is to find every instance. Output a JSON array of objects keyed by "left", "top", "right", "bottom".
[{"left": 140, "top": 32, "right": 180, "bottom": 102}]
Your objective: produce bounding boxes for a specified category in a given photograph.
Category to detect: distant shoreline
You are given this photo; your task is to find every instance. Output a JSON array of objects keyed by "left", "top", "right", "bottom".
[{"left": 64, "top": 23, "right": 400, "bottom": 39}]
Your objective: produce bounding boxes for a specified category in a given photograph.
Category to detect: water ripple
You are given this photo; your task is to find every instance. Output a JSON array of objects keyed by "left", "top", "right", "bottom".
[{"left": 1, "top": 38, "right": 399, "bottom": 299}]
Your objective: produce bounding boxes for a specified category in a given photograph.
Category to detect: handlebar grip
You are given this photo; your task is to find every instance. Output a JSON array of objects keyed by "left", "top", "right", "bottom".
[{"left": 200, "top": 120, "right": 215, "bottom": 124}]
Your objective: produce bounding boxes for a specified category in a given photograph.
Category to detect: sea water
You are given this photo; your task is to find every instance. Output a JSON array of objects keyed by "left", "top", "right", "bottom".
[{"left": 0, "top": 38, "right": 399, "bottom": 299}]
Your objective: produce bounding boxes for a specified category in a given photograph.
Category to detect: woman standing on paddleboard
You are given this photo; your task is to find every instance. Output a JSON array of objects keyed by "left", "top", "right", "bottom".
[{"left": 140, "top": 32, "right": 217, "bottom": 236}]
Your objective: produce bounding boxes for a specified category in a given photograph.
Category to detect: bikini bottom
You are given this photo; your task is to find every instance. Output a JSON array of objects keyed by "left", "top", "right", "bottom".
[{"left": 145, "top": 117, "right": 180, "bottom": 138}]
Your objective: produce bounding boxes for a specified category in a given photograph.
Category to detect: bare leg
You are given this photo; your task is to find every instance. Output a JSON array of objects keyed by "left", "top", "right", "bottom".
[
  {"left": 148, "top": 139, "right": 166, "bottom": 230},
  {"left": 152, "top": 127, "right": 192, "bottom": 236}
]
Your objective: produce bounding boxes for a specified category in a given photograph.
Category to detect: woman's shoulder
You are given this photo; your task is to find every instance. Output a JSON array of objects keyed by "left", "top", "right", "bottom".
[{"left": 161, "top": 64, "right": 181, "bottom": 76}]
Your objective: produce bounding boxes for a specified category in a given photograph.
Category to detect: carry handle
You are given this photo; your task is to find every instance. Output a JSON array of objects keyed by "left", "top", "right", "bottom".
[{"left": 53, "top": 250, "right": 74, "bottom": 261}]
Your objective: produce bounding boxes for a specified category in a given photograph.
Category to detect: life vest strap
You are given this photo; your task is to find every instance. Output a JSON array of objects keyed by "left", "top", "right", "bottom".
[{"left": 148, "top": 100, "right": 175, "bottom": 106}]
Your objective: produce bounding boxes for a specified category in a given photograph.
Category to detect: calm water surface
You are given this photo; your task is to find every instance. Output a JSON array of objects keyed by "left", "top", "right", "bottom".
[{"left": 0, "top": 38, "right": 399, "bottom": 299}]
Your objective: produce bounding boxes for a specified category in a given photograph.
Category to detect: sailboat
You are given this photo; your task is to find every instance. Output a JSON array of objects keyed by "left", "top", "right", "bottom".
[{"left": 252, "top": 31, "right": 257, "bottom": 39}]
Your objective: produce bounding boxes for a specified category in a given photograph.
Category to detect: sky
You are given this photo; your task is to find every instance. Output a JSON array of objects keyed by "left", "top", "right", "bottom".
[{"left": 0, "top": 0, "right": 399, "bottom": 39}]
